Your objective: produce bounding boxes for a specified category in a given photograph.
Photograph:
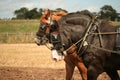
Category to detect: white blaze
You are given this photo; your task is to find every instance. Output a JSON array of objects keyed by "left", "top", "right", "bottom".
[{"left": 51, "top": 49, "right": 64, "bottom": 61}]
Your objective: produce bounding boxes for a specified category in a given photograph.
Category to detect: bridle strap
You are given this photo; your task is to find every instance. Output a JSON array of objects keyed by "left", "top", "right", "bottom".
[
  {"left": 45, "top": 11, "right": 52, "bottom": 34},
  {"left": 77, "top": 16, "right": 98, "bottom": 54},
  {"left": 90, "top": 32, "right": 120, "bottom": 35},
  {"left": 90, "top": 45, "right": 120, "bottom": 54},
  {"left": 95, "top": 23, "right": 103, "bottom": 47}
]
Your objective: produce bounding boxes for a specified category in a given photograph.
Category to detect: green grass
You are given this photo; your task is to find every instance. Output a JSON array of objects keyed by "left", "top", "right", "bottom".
[
  {"left": 111, "top": 21, "right": 120, "bottom": 26},
  {"left": 0, "top": 20, "right": 39, "bottom": 33},
  {"left": 0, "top": 20, "right": 120, "bottom": 43},
  {"left": 0, "top": 20, "right": 40, "bottom": 43}
]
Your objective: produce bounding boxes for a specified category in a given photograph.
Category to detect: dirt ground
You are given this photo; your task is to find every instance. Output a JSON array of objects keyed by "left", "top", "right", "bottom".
[
  {"left": 0, "top": 44, "right": 119, "bottom": 80},
  {"left": 0, "top": 67, "right": 113, "bottom": 80},
  {"left": 0, "top": 67, "right": 81, "bottom": 80}
]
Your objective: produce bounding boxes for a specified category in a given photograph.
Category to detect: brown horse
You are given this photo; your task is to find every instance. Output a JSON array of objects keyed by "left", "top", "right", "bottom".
[
  {"left": 35, "top": 11, "right": 87, "bottom": 80},
  {"left": 35, "top": 10, "right": 120, "bottom": 80}
]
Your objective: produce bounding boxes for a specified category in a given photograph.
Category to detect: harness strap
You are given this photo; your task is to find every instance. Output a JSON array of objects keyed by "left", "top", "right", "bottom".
[
  {"left": 90, "top": 45, "right": 120, "bottom": 54},
  {"left": 90, "top": 32, "right": 120, "bottom": 35},
  {"left": 96, "top": 25, "right": 103, "bottom": 47},
  {"left": 77, "top": 16, "right": 98, "bottom": 54}
]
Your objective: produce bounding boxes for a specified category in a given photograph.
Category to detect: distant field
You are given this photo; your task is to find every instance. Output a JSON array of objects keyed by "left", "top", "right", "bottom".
[
  {"left": 0, "top": 20, "right": 120, "bottom": 33},
  {"left": 0, "top": 20, "right": 119, "bottom": 33},
  {"left": 111, "top": 21, "right": 120, "bottom": 26},
  {"left": 0, "top": 20, "right": 39, "bottom": 33},
  {"left": 0, "top": 20, "right": 39, "bottom": 43},
  {"left": 0, "top": 20, "right": 120, "bottom": 43}
]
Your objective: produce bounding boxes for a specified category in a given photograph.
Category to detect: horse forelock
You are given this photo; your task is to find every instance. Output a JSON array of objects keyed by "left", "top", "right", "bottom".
[{"left": 58, "top": 10, "right": 94, "bottom": 28}]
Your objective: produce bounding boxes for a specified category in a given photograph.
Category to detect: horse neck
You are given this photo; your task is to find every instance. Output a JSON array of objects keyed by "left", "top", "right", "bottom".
[
  {"left": 59, "top": 25, "right": 85, "bottom": 49},
  {"left": 90, "top": 21, "right": 116, "bottom": 50}
]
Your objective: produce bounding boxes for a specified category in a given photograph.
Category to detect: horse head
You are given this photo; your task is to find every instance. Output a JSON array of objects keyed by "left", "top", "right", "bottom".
[
  {"left": 35, "top": 10, "right": 97, "bottom": 61},
  {"left": 34, "top": 23, "right": 50, "bottom": 45},
  {"left": 34, "top": 20, "right": 65, "bottom": 61},
  {"left": 35, "top": 10, "right": 67, "bottom": 46}
]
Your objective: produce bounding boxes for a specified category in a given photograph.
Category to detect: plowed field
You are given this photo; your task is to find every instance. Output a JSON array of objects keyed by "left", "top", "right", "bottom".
[{"left": 0, "top": 44, "right": 118, "bottom": 80}]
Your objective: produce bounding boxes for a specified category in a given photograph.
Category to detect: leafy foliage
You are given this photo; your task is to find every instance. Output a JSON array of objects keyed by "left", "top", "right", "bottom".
[
  {"left": 14, "top": 7, "right": 42, "bottom": 19},
  {"left": 14, "top": 7, "right": 68, "bottom": 19},
  {"left": 14, "top": 7, "right": 29, "bottom": 19},
  {"left": 98, "top": 5, "right": 118, "bottom": 21}
]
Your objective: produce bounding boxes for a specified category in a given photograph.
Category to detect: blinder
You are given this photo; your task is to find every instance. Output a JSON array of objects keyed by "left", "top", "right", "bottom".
[
  {"left": 50, "top": 32, "right": 61, "bottom": 43},
  {"left": 35, "top": 20, "right": 64, "bottom": 53}
]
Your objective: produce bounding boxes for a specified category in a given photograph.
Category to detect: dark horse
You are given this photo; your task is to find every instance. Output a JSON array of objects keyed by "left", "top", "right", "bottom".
[
  {"left": 35, "top": 16, "right": 87, "bottom": 79},
  {"left": 56, "top": 10, "right": 120, "bottom": 80},
  {"left": 35, "top": 10, "right": 120, "bottom": 80}
]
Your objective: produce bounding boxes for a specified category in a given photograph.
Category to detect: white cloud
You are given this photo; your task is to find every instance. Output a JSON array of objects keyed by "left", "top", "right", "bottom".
[
  {"left": 22, "top": 3, "right": 36, "bottom": 9},
  {"left": 18, "top": 0, "right": 67, "bottom": 12},
  {"left": 0, "top": 0, "right": 119, "bottom": 19},
  {"left": 84, "top": 6, "right": 100, "bottom": 12}
]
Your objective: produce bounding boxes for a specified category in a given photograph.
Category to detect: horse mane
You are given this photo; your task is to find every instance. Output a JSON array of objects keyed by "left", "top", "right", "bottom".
[
  {"left": 58, "top": 10, "right": 94, "bottom": 26},
  {"left": 67, "top": 10, "right": 93, "bottom": 19}
]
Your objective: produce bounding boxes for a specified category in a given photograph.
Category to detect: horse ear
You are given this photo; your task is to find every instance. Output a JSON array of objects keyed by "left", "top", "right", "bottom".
[
  {"left": 47, "top": 9, "right": 50, "bottom": 13},
  {"left": 43, "top": 9, "right": 51, "bottom": 16}
]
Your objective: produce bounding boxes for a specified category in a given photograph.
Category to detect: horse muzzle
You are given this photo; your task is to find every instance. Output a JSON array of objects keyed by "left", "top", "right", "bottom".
[
  {"left": 34, "top": 36, "right": 48, "bottom": 45},
  {"left": 51, "top": 49, "right": 65, "bottom": 61},
  {"left": 34, "top": 37, "right": 41, "bottom": 45}
]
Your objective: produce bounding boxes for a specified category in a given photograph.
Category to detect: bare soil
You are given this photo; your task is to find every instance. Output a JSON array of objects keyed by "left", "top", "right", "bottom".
[
  {"left": 0, "top": 44, "right": 119, "bottom": 80},
  {"left": 0, "top": 67, "right": 113, "bottom": 80},
  {"left": 0, "top": 67, "right": 82, "bottom": 80}
]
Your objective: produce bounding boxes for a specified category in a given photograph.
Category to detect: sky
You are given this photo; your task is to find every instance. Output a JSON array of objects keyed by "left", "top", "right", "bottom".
[{"left": 0, "top": 0, "right": 120, "bottom": 19}]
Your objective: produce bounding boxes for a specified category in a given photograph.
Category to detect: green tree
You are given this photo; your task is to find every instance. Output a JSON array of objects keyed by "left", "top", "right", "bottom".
[
  {"left": 25, "top": 8, "right": 40, "bottom": 19},
  {"left": 14, "top": 7, "right": 28, "bottom": 19},
  {"left": 99, "top": 5, "right": 117, "bottom": 21},
  {"left": 38, "top": 8, "right": 43, "bottom": 18},
  {"left": 14, "top": 7, "right": 68, "bottom": 19},
  {"left": 14, "top": 7, "right": 44, "bottom": 19}
]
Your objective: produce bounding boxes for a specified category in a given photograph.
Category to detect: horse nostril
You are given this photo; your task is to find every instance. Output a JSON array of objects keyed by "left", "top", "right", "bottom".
[
  {"left": 53, "top": 58, "right": 57, "bottom": 62},
  {"left": 34, "top": 37, "right": 41, "bottom": 45},
  {"left": 37, "top": 43, "right": 40, "bottom": 46}
]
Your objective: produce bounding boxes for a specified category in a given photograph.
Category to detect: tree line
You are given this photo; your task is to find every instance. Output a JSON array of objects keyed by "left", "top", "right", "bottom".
[
  {"left": 13, "top": 8, "right": 68, "bottom": 20},
  {"left": 13, "top": 5, "right": 120, "bottom": 21}
]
